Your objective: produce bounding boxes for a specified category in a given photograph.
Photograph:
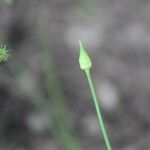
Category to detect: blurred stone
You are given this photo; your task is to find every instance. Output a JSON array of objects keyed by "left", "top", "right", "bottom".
[
  {"left": 82, "top": 114, "right": 100, "bottom": 137},
  {"left": 31, "top": 137, "right": 59, "bottom": 150},
  {"left": 26, "top": 113, "right": 50, "bottom": 134},
  {"left": 65, "top": 23, "right": 104, "bottom": 51},
  {"left": 97, "top": 80, "right": 120, "bottom": 112},
  {"left": 18, "top": 71, "right": 37, "bottom": 94}
]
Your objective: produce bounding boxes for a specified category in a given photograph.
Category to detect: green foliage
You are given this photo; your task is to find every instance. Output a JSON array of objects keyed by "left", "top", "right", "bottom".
[
  {"left": 4, "top": 0, "right": 16, "bottom": 5},
  {"left": 0, "top": 44, "right": 9, "bottom": 62},
  {"left": 8, "top": 20, "right": 83, "bottom": 150},
  {"left": 36, "top": 34, "right": 83, "bottom": 150}
]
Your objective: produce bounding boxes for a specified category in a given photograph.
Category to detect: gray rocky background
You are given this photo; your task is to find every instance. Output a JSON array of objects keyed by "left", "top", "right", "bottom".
[{"left": 0, "top": 0, "right": 150, "bottom": 149}]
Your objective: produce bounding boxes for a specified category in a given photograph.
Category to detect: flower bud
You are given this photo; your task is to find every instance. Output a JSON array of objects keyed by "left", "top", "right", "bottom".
[{"left": 79, "top": 40, "right": 92, "bottom": 70}]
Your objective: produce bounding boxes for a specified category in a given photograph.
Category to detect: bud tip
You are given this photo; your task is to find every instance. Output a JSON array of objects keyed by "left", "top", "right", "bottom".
[{"left": 78, "top": 40, "right": 92, "bottom": 70}]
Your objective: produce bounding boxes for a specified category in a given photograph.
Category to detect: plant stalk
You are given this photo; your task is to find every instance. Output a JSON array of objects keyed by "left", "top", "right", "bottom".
[{"left": 85, "top": 69, "right": 112, "bottom": 150}]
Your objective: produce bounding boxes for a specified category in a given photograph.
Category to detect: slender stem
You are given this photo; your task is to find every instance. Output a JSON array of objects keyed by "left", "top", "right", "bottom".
[{"left": 85, "top": 69, "right": 112, "bottom": 150}]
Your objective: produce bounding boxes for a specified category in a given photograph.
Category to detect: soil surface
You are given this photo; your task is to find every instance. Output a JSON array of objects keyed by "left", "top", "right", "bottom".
[{"left": 0, "top": 0, "right": 150, "bottom": 149}]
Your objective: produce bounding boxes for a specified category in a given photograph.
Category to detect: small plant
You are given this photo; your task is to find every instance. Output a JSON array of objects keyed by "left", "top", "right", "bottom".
[
  {"left": 79, "top": 40, "right": 112, "bottom": 150},
  {"left": 0, "top": 44, "right": 9, "bottom": 62}
]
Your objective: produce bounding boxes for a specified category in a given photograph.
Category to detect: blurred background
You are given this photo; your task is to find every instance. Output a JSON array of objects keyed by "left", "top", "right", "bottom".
[{"left": 0, "top": 0, "right": 150, "bottom": 149}]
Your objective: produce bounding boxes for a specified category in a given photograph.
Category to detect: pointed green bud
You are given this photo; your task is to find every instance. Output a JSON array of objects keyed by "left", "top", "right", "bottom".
[{"left": 79, "top": 40, "right": 92, "bottom": 70}]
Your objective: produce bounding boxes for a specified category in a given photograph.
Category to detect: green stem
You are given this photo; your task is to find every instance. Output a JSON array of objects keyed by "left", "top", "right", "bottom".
[{"left": 85, "top": 69, "right": 112, "bottom": 150}]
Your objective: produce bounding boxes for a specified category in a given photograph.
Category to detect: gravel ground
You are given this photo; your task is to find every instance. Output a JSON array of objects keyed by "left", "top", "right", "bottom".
[{"left": 0, "top": 0, "right": 150, "bottom": 149}]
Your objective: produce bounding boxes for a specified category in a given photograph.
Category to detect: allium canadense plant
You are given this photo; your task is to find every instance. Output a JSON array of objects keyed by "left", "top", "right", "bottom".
[{"left": 79, "top": 40, "right": 112, "bottom": 150}]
